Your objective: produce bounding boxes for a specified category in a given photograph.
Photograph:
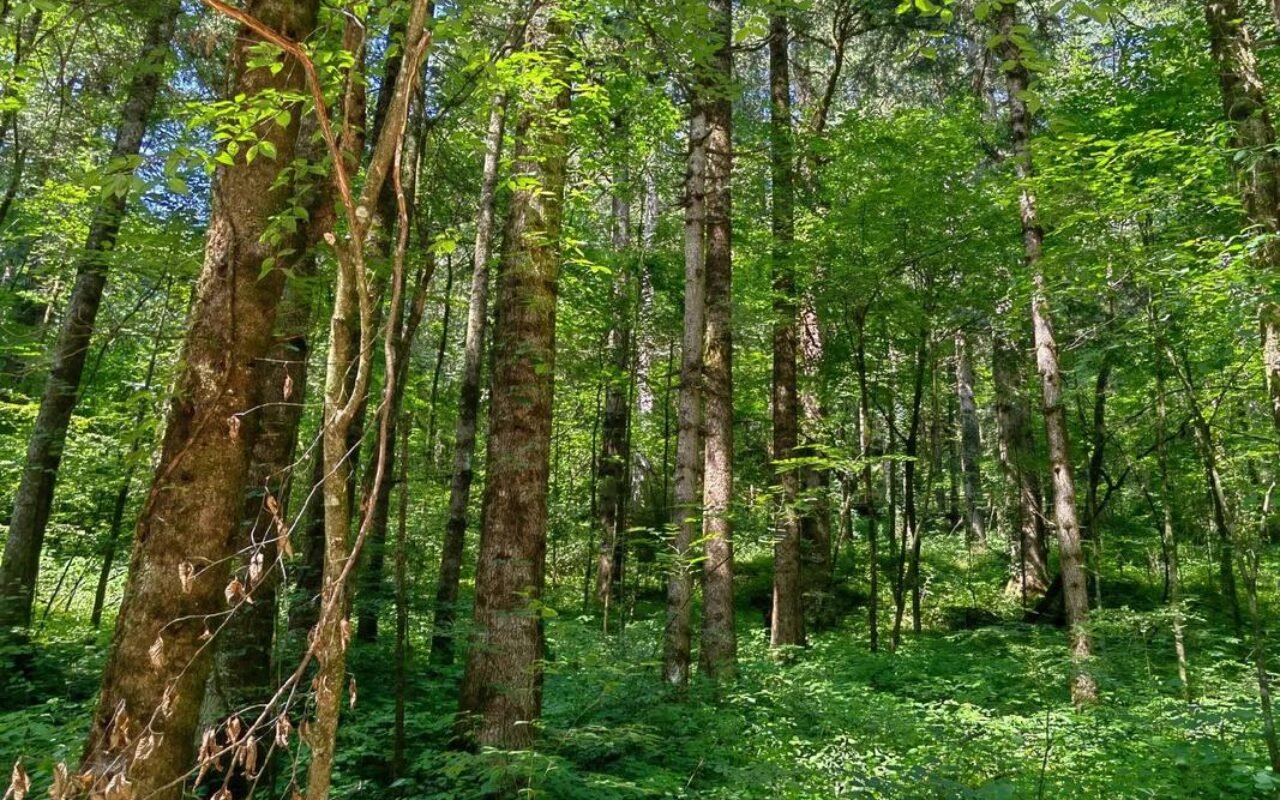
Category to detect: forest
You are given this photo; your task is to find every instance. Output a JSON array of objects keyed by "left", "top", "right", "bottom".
[{"left": 1, "top": 0, "right": 1280, "bottom": 796}]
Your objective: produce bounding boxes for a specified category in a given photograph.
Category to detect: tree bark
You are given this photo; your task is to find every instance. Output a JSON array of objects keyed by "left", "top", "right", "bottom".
[
  {"left": 77, "top": 2, "right": 320, "bottom": 795},
  {"left": 855, "top": 309, "right": 879, "bottom": 652},
  {"left": 431, "top": 91, "right": 508, "bottom": 665},
  {"left": 457, "top": 4, "right": 570, "bottom": 749},
  {"left": 768, "top": 9, "right": 803, "bottom": 652},
  {"left": 699, "top": 0, "right": 737, "bottom": 677},
  {"left": 596, "top": 113, "right": 632, "bottom": 616},
  {"left": 997, "top": 0, "right": 1096, "bottom": 706},
  {"left": 0, "top": 0, "right": 179, "bottom": 634},
  {"left": 955, "top": 330, "right": 985, "bottom": 545},
  {"left": 662, "top": 104, "right": 707, "bottom": 690}
]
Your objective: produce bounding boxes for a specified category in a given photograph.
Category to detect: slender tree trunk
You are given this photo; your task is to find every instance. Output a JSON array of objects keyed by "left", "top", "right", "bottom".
[
  {"left": 891, "top": 331, "right": 926, "bottom": 651},
  {"left": 662, "top": 104, "right": 707, "bottom": 690},
  {"left": 392, "top": 414, "right": 411, "bottom": 779},
  {"left": 1084, "top": 357, "right": 1111, "bottom": 609},
  {"left": 699, "top": 0, "right": 737, "bottom": 676},
  {"left": 77, "top": 2, "right": 320, "bottom": 794},
  {"left": 997, "top": 0, "right": 1096, "bottom": 706},
  {"left": 596, "top": 114, "right": 633, "bottom": 613},
  {"left": 955, "top": 330, "right": 985, "bottom": 545},
  {"left": 0, "top": 1, "right": 180, "bottom": 634},
  {"left": 855, "top": 310, "right": 879, "bottom": 651},
  {"left": 768, "top": 9, "right": 803, "bottom": 651},
  {"left": 1266, "top": 303, "right": 1280, "bottom": 440},
  {"left": 431, "top": 91, "right": 508, "bottom": 664},
  {"left": 457, "top": 5, "right": 570, "bottom": 749},
  {"left": 1151, "top": 315, "right": 1191, "bottom": 700}
]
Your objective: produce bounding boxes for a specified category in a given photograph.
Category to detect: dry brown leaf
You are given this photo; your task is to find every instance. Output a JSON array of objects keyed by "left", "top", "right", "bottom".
[
  {"left": 148, "top": 636, "right": 164, "bottom": 669},
  {"left": 5, "top": 760, "right": 30, "bottom": 800},
  {"left": 178, "top": 562, "right": 195, "bottom": 593},
  {"left": 274, "top": 715, "right": 292, "bottom": 748}
]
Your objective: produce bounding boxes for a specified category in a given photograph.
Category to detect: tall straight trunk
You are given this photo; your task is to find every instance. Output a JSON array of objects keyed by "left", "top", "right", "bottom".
[
  {"left": 1084, "top": 357, "right": 1112, "bottom": 609},
  {"left": 431, "top": 91, "right": 507, "bottom": 664},
  {"left": 457, "top": 5, "right": 570, "bottom": 748},
  {"left": 997, "top": 0, "right": 1096, "bottom": 706},
  {"left": 392, "top": 415, "right": 411, "bottom": 778},
  {"left": 662, "top": 104, "right": 707, "bottom": 689},
  {"left": 891, "top": 331, "right": 926, "bottom": 651},
  {"left": 1150, "top": 314, "right": 1191, "bottom": 700},
  {"left": 596, "top": 114, "right": 632, "bottom": 613},
  {"left": 855, "top": 310, "right": 879, "bottom": 651},
  {"left": 768, "top": 9, "right": 803, "bottom": 651},
  {"left": 1203, "top": 0, "right": 1280, "bottom": 450},
  {"left": 955, "top": 330, "right": 985, "bottom": 544},
  {"left": 991, "top": 325, "right": 1047, "bottom": 599},
  {"left": 699, "top": 0, "right": 737, "bottom": 676},
  {"left": 0, "top": 1, "right": 180, "bottom": 634},
  {"left": 77, "top": 2, "right": 320, "bottom": 794},
  {"left": 1266, "top": 303, "right": 1280, "bottom": 439}
]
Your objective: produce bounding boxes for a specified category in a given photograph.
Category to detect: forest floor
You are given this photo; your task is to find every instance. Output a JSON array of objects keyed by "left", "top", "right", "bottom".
[{"left": 4, "top": 539, "right": 1278, "bottom": 799}]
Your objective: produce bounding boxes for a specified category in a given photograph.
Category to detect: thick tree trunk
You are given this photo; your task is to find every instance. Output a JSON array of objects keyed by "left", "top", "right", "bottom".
[
  {"left": 457, "top": 5, "right": 570, "bottom": 749},
  {"left": 77, "top": 2, "right": 320, "bottom": 795},
  {"left": 0, "top": 1, "right": 179, "bottom": 634},
  {"left": 768, "top": 10, "right": 803, "bottom": 651},
  {"left": 997, "top": 0, "right": 1096, "bottom": 706},
  {"left": 955, "top": 330, "right": 985, "bottom": 545},
  {"left": 662, "top": 105, "right": 707, "bottom": 690},
  {"left": 699, "top": 0, "right": 736, "bottom": 677},
  {"left": 431, "top": 91, "right": 507, "bottom": 664}
]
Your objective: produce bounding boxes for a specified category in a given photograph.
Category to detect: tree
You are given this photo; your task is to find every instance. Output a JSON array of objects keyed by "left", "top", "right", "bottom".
[
  {"left": 78, "top": 1, "right": 320, "bottom": 793},
  {"left": 0, "top": 0, "right": 180, "bottom": 636},
  {"left": 457, "top": 1, "right": 571, "bottom": 748},
  {"left": 992, "top": 0, "right": 1095, "bottom": 706}
]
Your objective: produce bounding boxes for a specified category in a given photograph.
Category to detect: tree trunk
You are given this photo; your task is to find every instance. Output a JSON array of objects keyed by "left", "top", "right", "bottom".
[
  {"left": 596, "top": 114, "right": 632, "bottom": 616},
  {"left": 955, "top": 330, "right": 985, "bottom": 545},
  {"left": 431, "top": 91, "right": 508, "bottom": 665},
  {"left": 1084, "top": 356, "right": 1111, "bottom": 609},
  {"left": 855, "top": 310, "right": 879, "bottom": 652},
  {"left": 1150, "top": 313, "right": 1191, "bottom": 700},
  {"left": 991, "top": 324, "right": 1048, "bottom": 600},
  {"left": 768, "top": 9, "right": 803, "bottom": 651},
  {"left": 699, "top": 0, "right": 736, "bottom": 676},
  {"left": 78, "top": 2, "right": 320, "bottom": 794},
  {"left": 997, "top": 0, "right": 1096, "bottom": 706},
  {"left": 0, "top": 1, "right": 179, "bottom": 634},
  {"left": 457, "top": 5, "right": 570, "bottom": 749},
  {"left": 891, "top": 331, "right": 926, "bottom": 651},
  {"left": 662, "top": 104, "right": 707, "bottom": 690}
]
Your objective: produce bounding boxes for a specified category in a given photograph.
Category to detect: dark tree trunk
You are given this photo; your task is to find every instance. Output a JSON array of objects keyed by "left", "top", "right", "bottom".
[
  {"left": 596, "top": 113, "right": 632, "bottom": 617},
  {"left": 768, "top": 9, "right": 803, "bottom": 652},
  {"left": 891, "top": 331, "right": 926, "bottom": 651},
  {"left": 855, "top": 310, "right": 879, "bottom": 652},
  {"left": 997, "top": 0, "right": 1096, "bottom": 706},
  {"left": 0, "top": 1, "right": 179, "bottom": 634},
  {"left": 78, "top": 2, "right": 320, "bottom": 795},
  {"left": 955, "top": 331, "right": 985, "bottom": 545},
  {"left": 457, "top": 5, "right": 570, "bottom": 748},
  {"left": 431, "top": 91, "right": 507, "bottom": 664},
  {"left": 699, "top": 0, "right": 737, "bottom": 676}
]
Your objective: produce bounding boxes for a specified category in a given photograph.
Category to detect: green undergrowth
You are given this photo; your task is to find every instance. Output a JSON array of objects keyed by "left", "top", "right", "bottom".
[{"left": 4, "top": 537, "right": 1279, "bottom": 799}]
